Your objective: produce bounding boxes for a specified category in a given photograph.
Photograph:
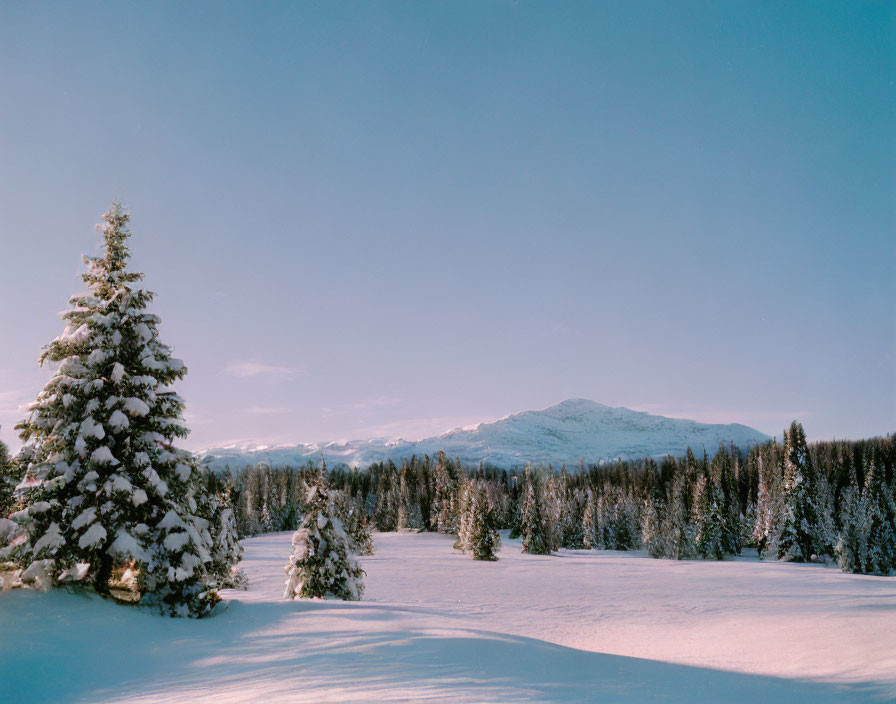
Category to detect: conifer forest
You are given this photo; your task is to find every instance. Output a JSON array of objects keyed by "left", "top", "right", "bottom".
[{"left": 222, "top": 430, "right": 896, "bottom": 573}]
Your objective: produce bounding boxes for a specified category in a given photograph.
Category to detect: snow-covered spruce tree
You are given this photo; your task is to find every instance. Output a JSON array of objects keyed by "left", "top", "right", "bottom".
[
  {"left": 582, "top": 489, "right": 599, "bottom": 549},
  {"left": 811, "top": 470, "right": 837, "bottom": 560},
  {"left": 520, "top": 469, "right": 551, "bottom": 555},
  {"left": 259, "top": 501, "right": 275, "bottom": 534},
  {"left": 864, "top": 451, "right": 896, "bottom": 575},
  {"left": 641, "top": 496, "right": 665, "bottom": 559},
  {"left": 542, "top": 472, "right": 562, "bottom": 552},
  {"left": 752, "top": 445, "right": 785, "bottom": 559},
  {"left": 352, "top": 510, "right": 375, "bottom": 556},
  {"left": 659, "top": 465, "right": 695, "bottom": 560},
  {"left": 284, "top": 463, "right": 364, "bottom": 600},
  {"left": 640, "top": 466, "right": 667, "bottom": 558},
  {"left": 10, "top": 203, "right": 236, "bottom": 616},
  {"left": 374, "top": 467, "right": 400, "bottom": 531},
  {"left": 0, "top": 434, "right": 23, "bottom": 576},
  {"left": 595, "top": 492, "right": 613, "bottom": 549},
  {"left": 396, "top": 460, "right": 423, "bottom": 532},
  {"left": 0, "top": 435, "right": 18, "bottom": 516},
  {"left": 202, "top": 474, "right": 245, "bottom": 589},
  {"left": 453, "top": 475, "right": 473, "bottom": 551},
  {"left": 431, "top": 451, "right": 457, "bottom": 534},
  {"left": 351, "top": 499, "right": 375, "bottom": 556},
  {"left": 692, "top": 470, "right": 725, "bottom": 561},
  {"left": 558, "top": 471, "right": 586, "bottom": 549},
  {"left": 507, "top": 487, "right": 523, "bottom": 540},
  {"left": 560, "top": 490, "right": 586, "bottom": 549},
  {"left": 239, "top": 475, "right": 259, "bottom": 536},
  {"left": 712, "top": 445, "right": 741, "bottom": 555},
  {"left": 331, "top": 487, "right": 373, "bottom": 556},
  {"left": 605, "top": 488, "right": 637, "bottom": 551},
  {"left": 835, "top": 463, "right": 871, "bottom": 574},
  {"left": 777, "top": 422, "right": 820, "bottom": 561},
  {"left": 467, "top": 482, "right": 500, "bottom": 561},
  {"left": 493, "top": 479, "right": 513, "bottom": 530},
  {"left": 214, "top": 497, "right": 246, "bottom": 589},
  {"left": 396, "top": 463, "right": 409, "bottom": 531}
]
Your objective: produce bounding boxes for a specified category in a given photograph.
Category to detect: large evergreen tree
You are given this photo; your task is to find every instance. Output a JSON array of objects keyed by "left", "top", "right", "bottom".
[{"left": 8, "top": 203, "right": 237, "bottom": 616}]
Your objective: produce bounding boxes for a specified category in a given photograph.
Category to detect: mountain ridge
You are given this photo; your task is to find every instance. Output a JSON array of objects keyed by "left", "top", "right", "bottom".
[{"left": 199, "top": 399, "right": 772, "bottom": 471}]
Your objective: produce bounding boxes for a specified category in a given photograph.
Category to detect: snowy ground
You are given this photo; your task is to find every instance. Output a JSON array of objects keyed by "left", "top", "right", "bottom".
[{"left": 2, "top": 531, "right": 894, "bottom": 703}]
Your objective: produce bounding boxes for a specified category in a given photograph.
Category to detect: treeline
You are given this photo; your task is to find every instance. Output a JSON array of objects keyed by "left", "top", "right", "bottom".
[{"left": 216, "top": 423, "right": 895, "bottom": 575}]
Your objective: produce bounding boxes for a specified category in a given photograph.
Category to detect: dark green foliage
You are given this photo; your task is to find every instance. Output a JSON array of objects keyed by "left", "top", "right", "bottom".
[
  {"left": 662, "top": 465, "right": 695, "bottom": 559},
  {"left": 432, "top": 451, "right": 458, "bottom": 534},
  {"left": 458, "top": 481, "right": 501, "bottom": 561},
  {"left": 558, "top": 470, "right": 586, "bottom": 549},
  {"left": 778, "top": 422, "right": 820, "bottom": 561},
  {"left": 835, "top": 465, "right": 872, "bottom": 574},
  {"left": 520, "top": 469, "right": 552, "bottom": 555},
  {"left": 396, "top": 460, "right": 423, "bottom": 531},
  {"left": 508, "top": 491, "right": 523, "bottom": 540},
  {"left": 693, "top": 471, "right": 725, "bottom": 561},
  {"left": 832, "top": 445, "right": 896, "bottom": 576},
  {"left": 0, "top": 438, "right": 18, "bottom": 516}
]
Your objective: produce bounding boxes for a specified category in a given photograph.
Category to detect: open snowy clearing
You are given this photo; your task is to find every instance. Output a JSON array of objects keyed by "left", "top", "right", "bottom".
[{"left": 2, "top": 531, "right": 894, "bottom": 703}]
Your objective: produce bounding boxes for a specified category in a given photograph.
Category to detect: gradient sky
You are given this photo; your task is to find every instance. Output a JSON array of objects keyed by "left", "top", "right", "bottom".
[{"left": 1, "top": 1, "right": 893, "bottom": 451}]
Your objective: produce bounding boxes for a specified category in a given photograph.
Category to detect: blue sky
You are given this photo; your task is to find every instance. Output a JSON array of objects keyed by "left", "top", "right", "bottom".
[{"left": 1, "top": 1, "right": 893, "bottom": 450}]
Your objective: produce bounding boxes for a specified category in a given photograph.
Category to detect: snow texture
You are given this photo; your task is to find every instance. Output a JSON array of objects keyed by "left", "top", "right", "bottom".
[
  {"left": 107, "top": 410, "right": 129, "bottom": 430},
  {"left": 90, "top": 446, "right": 117, "bottom": 465},
  {"left": 30, "top": 522, "right": 64, "bottom": 555},
  {"left": 77, "top": 522, "right": 107, "bottom": 549},
  {"left": 107, "top": 530, "right": 147, "bottom": 562},
  {"left": 201, "top": 399, "right": 772, "bottom": 470},
  {"left": 0, "top": 531, "right": 892, "bottom": 703},
  {"left": 122, "top": 397, "right": 150, "bottom": 417}
]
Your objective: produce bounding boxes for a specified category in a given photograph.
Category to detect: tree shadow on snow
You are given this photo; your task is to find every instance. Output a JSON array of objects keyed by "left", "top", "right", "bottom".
[{"left": 0, "top": 589, "right": 890, "bottom": 704}]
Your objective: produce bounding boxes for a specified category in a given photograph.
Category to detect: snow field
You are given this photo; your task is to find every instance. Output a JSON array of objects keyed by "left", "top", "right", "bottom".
[{"left": 1, "top": 530, "right": 893, "bottom": 703}]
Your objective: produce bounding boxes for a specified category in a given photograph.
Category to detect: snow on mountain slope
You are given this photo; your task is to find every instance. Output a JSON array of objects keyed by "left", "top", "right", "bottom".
[{"left": 200, "top": 399, "right": 771, "bottom": 470}]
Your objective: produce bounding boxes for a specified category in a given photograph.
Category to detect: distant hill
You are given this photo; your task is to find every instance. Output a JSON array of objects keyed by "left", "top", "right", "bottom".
[{"left": 199, "top": 398, "right": 771, "bottom": 471}]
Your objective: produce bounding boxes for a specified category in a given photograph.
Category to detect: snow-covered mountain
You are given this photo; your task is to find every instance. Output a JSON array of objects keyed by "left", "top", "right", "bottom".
[{"left": 199, "top": 399, "right": 771, "bottom": 471}]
